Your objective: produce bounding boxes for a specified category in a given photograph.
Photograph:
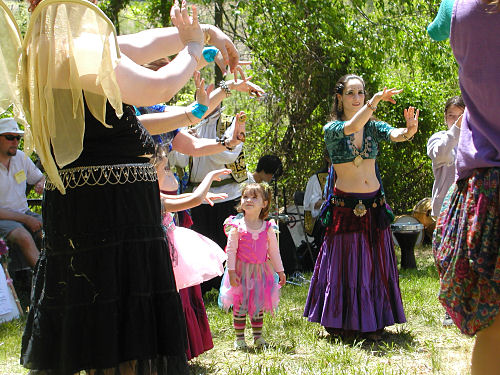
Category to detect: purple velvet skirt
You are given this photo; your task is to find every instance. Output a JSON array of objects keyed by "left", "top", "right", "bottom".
[{"left": 303, "top": 190, "right": 406, "bottom": 333}]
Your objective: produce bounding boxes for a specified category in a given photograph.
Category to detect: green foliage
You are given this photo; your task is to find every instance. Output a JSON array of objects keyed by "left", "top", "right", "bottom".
[
  {"left": 223, "top": 0, "right": 459, "bottom": 213},
  {"left": 0, "top": 105, "right": 14, "bottom": 120},
  {"left": 8, "top": 0, "right": 461, "bottom": 213},
  {"left": 139, "top": 0, "right": 173, "bottom": 28},
  {"left": 98, "top": 0, "right": 131, "bottom": 33}
]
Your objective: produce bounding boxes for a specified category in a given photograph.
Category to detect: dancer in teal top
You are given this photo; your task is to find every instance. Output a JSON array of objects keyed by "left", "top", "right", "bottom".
[{"left": 304, "top": 73, "right": 419, "bottom": 341}]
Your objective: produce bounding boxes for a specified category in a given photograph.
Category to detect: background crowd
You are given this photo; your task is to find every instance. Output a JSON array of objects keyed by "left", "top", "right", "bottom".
[{"left": 0, "top": 0, "right": 498, "bottom": 374}]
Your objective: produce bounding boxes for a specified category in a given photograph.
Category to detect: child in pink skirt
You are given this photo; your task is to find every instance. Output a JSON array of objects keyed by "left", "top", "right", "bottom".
[{"left": 219, "top": 183, "right": 286, "bottom": 350}]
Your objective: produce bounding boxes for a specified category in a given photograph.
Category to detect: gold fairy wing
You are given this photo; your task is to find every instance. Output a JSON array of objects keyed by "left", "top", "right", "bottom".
[
  {"left": 22, "top": 0, "right": 123, "bottom": 193},
  {"left": 0, "top": 1, "right": 25, "bottom": 124}
]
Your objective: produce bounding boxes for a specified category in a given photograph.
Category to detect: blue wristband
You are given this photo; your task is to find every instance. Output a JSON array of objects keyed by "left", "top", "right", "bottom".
[
  {"left": 202, "top": 46, "right": 219, "bottom": 63},
  {"left": 190, "top": 103, "right": 208, "bottom": 119}
]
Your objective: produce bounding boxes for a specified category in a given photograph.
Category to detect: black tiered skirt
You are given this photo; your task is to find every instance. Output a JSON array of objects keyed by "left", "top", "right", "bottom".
[{"left": 21, "top": 172, "right": 188, "bottom": 374}]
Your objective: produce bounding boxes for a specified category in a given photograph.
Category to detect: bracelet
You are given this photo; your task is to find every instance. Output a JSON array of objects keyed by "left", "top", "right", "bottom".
[
  {"left": 184, "top": 109, "right": 195, "bottom": 124},
  {"left": 202, "top": 26, "right": 211, "bottom": 45},
  {"left": 202, "top": 46, "right": 219, "bottom": 62},
  {"left": 402, "top": 133, "right": 414, "bottom": 142},
  {"left": 366, "top": 100, "right": 377, "bottom": 112},
  {"left": 189, "top": 103, "right": 208, "bottom": 119},
  {"left": 219, "top": 80, "right": 231, "bottom": 96},
  {"left": 216, "top": 135, "right": 234, "bottom": 150}
]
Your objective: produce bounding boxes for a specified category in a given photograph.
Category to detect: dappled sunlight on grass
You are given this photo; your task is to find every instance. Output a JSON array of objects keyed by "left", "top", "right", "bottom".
[
  {"left": 1, "top": 246, "right": 473, "bottom": 374},
  {"left": 193, "top": 245, "right": 473, "bottom": 374}
]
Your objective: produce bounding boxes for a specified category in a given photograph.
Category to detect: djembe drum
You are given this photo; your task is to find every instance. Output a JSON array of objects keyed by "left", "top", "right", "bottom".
[{"left": 391, "top": 215, "right": 424, "bottom": 269}]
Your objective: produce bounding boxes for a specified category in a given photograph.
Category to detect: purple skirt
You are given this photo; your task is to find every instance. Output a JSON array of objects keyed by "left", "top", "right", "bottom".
[{"left": 303, "top": 190, "right": 406, "bottom": 332}]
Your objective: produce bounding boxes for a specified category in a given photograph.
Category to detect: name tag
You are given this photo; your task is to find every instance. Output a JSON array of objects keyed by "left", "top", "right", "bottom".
[{"left": 14, "top": 170, "right": 26, "bottom": 184}]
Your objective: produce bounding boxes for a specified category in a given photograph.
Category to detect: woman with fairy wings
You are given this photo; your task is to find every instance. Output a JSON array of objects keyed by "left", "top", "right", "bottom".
[{"left": 0, "top": 0, "right": 246, "bottom": 373}]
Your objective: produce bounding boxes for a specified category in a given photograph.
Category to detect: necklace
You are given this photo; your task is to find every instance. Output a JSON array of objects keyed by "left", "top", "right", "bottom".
[{"left": 347, "top": 134, "right": 372, "bottom": 167}]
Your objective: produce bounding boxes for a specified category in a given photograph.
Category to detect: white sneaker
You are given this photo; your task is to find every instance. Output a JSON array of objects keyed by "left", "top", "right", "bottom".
[
  {"left": 234, "top": 338, "right": 248, "bottom": 350},
  {"left": 254, "top": 337, "right": 268, "bottom": 349},
  {"left": 442, "top": 312, "right": 454, "bottom": 327}
]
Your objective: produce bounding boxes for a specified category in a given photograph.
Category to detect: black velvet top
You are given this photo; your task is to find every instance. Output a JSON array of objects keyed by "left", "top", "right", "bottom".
[{"left": 66, "top": 101, "right": 155, "bottom": 168}]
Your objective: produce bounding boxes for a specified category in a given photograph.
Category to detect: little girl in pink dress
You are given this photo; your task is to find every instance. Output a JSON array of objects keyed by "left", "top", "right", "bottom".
[{"left": 219, "top": 183, "right": 286, "bottom": 350}]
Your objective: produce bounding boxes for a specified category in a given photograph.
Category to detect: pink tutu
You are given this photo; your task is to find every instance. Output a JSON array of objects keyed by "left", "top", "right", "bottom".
[
  {"left": 218, "top": 215, "right": 283, "bottom": 318},
  {"left": 219, "top": 260, "right": 281, "bottom": 318},
  {"left": 163, "top": 213, "right": 227, "bottom": 290}
]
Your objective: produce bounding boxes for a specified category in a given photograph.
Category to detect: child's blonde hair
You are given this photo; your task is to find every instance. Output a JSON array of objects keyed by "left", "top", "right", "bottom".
[{"left": 237, "top": 183, "right": 273, "bottom": 220}]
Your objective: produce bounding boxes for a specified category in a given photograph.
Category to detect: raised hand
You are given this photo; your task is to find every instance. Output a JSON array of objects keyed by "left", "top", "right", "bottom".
[
  {"left": 201, "top": 25, "right": 240, "bottom": 74},
  {"left": 193, "top": 71, "right": 213, "bottom": 107},
  {"left": 204, "top": 192, "right": 229, "bottom": 206},
  {"left": 214, "top": 57, "right": 252, "bottom": 76},
  {"left": 230, "top": 77, "right": 265, "bottom": 97},
  {"left": 374, "top": 87, "right": 403, "bottom": 104},
  {"left": 226, "top": 111, "right": 246, "bottom": 148},
  {"left": 206, "top": 168, "right": 232, "bottom": 182},
  {"left": 170, "top": 0, "right": 203, "bottom": 46},
  {"left": 403, "top": 106, "right": 420, "bottom": 137}
]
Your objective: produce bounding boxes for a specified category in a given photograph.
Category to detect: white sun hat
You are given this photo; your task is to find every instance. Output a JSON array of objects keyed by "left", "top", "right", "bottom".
[{"left": 0, "top": 118, "right": 24, "bottom": 135}]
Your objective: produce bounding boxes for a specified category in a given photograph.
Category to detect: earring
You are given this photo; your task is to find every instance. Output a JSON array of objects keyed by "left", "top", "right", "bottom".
[{"left": 338, "top": 100, "right": 343, "bottom": 111}]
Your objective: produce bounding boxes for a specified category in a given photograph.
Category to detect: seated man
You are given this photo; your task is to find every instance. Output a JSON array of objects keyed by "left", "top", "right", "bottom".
[
  {"left": 0, "top": 118, "right": 44, "bottom": 268},
  {"left": 247, "top": 154, "right": 283, "bottom": 185},
  {"left": 303, "top": 150, "right": 331, "bottom": 249}
]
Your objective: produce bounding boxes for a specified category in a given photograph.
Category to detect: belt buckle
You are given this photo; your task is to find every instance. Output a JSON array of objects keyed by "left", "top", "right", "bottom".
[{"left": 353, "top": 200, "right": 367, "bottom": 217}]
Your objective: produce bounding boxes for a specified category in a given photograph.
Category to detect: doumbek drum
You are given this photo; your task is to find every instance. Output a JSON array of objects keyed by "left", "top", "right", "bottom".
[
  {"left": 412, "top": 197, "right": 436, "bottom": 243},
  {"left": 391, "top": 216, "right": 424, "bottom": 269}
]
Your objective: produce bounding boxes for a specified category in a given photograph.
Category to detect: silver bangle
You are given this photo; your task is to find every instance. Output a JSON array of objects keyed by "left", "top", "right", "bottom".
[{"left": 219, "top": 80, "right": 231, "bottom": 96}]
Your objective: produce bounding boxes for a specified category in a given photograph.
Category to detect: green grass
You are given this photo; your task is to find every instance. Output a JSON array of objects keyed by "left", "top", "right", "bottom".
[{"left": 0, "top": 246, "right": 473, "bottom": 374}]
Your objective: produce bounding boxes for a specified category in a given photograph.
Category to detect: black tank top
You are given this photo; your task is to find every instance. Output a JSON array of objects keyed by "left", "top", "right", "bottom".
[{"left": 65, "top": 100, "right": 155, "bottom": 168}]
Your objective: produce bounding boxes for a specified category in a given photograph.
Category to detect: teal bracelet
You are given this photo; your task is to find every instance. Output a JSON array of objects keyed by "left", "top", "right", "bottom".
[
  {"left": 190, "top": 103, "right": 208, "bottom": 119},
  {"left": 202, "top": 46, "right": 219, "bottom": 62}
]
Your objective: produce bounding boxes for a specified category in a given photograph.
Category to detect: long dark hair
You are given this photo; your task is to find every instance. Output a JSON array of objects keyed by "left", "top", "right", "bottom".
[
  {"left": 329, "top": 74, "right": 367, "bottom": 121},
  {"left": 444, "top": 95, "right": 465, "bottom": 114}
]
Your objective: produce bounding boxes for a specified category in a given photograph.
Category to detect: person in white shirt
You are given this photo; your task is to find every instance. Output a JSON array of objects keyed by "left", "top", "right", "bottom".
[
  {"left": 246, "top": 155, "right": 283, "bottom": 184},
  {"left": 427, "top": 96, "right": 465, "bottom": 218},
  {"left": 0, "top": 118, "right": 45, "bottom": 268},
  {"left": 188, "top": 108, "right": 248, "bottom": 292}
]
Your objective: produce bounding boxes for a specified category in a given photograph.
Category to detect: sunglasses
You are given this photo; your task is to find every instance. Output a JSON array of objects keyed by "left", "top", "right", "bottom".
[{"left": 1, "top": 134, "right": 22, "bottom": 141}]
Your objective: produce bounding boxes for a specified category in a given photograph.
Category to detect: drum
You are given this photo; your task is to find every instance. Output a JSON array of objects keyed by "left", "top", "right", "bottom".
[
  {"left": 412, "top": 197, "right": 436, "bottom": 243},
  {"left": 391, "top": 215, "right": 424, "bottom": 269}
]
